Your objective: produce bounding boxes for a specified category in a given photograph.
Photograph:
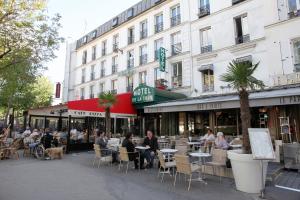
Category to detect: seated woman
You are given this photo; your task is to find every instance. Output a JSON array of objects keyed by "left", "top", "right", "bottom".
[
  {"left": 122, "top": 133, "right": 145, "bottom": 169},
  {"left": 95, "top": 131, "right": 117, "bottom": 163},
  {"left": 215, "top": 132, "right": 229, "bottom": 150},
  {"left": 201, "top": 129, "right": 215, "bottom": 152}
]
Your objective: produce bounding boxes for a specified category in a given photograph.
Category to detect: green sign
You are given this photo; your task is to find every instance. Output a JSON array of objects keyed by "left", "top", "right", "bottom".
[
  {"left": 132, "top": 84, "right": 155, "bottom": 104},
  {"left": 159, "top": 47, "right": 166, "bottom": 72}
]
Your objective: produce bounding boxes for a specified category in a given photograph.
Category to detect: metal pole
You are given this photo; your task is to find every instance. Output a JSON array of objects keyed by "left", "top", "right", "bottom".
[
  {"left": 66, "top": 115, "right": 71, "bottom": 154},
  {"left": 260, "top": 160, "right": 265, "bottom": 199}
]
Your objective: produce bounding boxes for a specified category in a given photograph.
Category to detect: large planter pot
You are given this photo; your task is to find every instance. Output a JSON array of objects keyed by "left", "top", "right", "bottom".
[{"left": 228, "top": 150, "right": 268, "bottom": 194}]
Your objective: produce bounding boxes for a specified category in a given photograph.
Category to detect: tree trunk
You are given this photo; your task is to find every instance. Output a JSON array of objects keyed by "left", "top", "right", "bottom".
[
  {"left": 239, "top": 89, "right": 251, "bottom": 153},
  {"left": 105, "top": 107, "right": 111, "bottom": 138}
]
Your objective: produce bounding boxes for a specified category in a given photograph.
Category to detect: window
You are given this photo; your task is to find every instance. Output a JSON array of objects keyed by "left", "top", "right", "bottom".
[
  {"left": 111, "top": 79, "right": 117, "bottom": 93},
  {"left": 91, "top": 30, "right": 97, "bottom": 39},
  {"left": 172, "top": 62, "right": 182, "bottom": 88},
  {"left": 82, "top": 36, "right": 87, "bottom": 44},
  {"left": 232, "top": 0, "right": 246, "bottom": 5},
  {"left": 155, "top": 14, "right": 163, "bottom": 33},
  {"left": 200, "top": 27, "right": 212, "bottom": 53},
  {"left": 89, "top": 85, "right": 95, "bottom": 99},
  {"left": 154, "top": 38, "right": 163, "bottom": 60},
  {"left": 140, "top": 20, "right": 148, "bottom": 39},
  {"left": 92, "top": 46, "right": 96, "bottom": 61},
  {"left": 170, "top": 5, "right": 181, "bottom": 27},
  {"left": 81, "top": 68, "right": 86, "bottom": 83},
  {"left": 112, "top": 17, "right": 118, "bottom": 27},
  {"left": 293, "top": 39, "right": 300, "bottom": 72},
  {"left": 82, "top": 50, "right": 87, "bottom": 64},
  {"left": 139, "top": 71, "right": 147, "bottom": 84},
  {"left": 154, "top": 68, "right": 166, "bottom": 89},
  {"left": 288, "top": 0, "right": 300, "bottom": 18},
  {"left": 112, "top": 56, "right": 118, "bottom": 74},
  {"left": 202, "top": 69, "right": 214, "bottom": 92},
  {"left": 113, "top": 35, "right": 119, "bottom": 52},
  {"left": 139, "top": 45, "right": 147, "bottom": 65},
  {"left": 127, "top": 50, "right": 134, "bottom": 68},
  {"left": 128, "top": 27, "right": 135, "bottom": 45},
  {"left": 235, "top": 15, "right": 250, "bottom": 44},
  {"left": 102, "top": 40, "right": 107, "bottom": 56},
  {"left": 99, "top": 83, "right": 105, "bottom": 94},
  {"left": 127, "top": 8, "right": 134, "bottom": 19},
  {"left": 199, "top": 0, "right": 210, "bottom": 18},
  {"left": 171, "top": 32, "right": 182, "bottom": 56},
  {"left": 80, "top": 88, "right": 85, "bottom": 100},
  {"left": 90, "top": 65, "right": 95, "bottom": 81},
  {"left": 126, "top": 76, "right": 134, "bottom": 92},
  {"left": 100, "top": 61, "right": 106, "bottom": 77}
]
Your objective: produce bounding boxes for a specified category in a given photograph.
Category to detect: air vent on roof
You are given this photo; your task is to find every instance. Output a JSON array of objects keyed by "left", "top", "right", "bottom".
[
  {"left": 127, "top": 8, "right": 134, "bottom": 19},
  {"left": 112, "top": 17, "right": 118, "bottom": 27}
]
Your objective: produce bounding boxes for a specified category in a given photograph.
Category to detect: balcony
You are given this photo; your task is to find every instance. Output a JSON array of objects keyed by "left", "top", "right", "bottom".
[
  {"left": 101, "top": 49, "right": 106, "bottom": 56},
  {"left": 232, "top": 0, "right": 245, "bottom": 5},
  {"left": 170, "top": 15, "right": 181, "bottom": 27},
  {"left": 288, "top": 9, "right": 300, "bottom": 19},
  {"left": 89, "top": 94, "right": 95, "bottom": 99},
  {"left": 92, "top": 53, "right": 96, "bottom": 61},
  {"left": 90, "top": 73, "right": 95, "bottom": 81},
  {"left": 171, "top": 43, "right": 182, "bottom": 56},
  {"left": 171, "top": 76, "right": 182, "bottom": 88},
  {"left": 201, "top": 45, "right": 212, "bottom": 54},
  {"left": 154, "top": 50, "right": 159, "bottom": 60},
  {"left": 127, "top": 59, "right": 134, "bottom": 69},
  {"left": 235, "top": 34, "right": 250, "bottom": 45},
  {"left": 203, "top": 85, "right": 214, "bottom": 92},
  {"left": 112, "top": 65, "right": 118, "bottom": 74},
  {"left": 100, "top": 69, "right": 105, "bottom": 78},
  {"left": 126, "top": 86, "right": 133, "bottom": 92},
  {"left": 128, "top": 36, "right": 134, "bottom": 45},
  {"left": 140, "top": 30, "right": 148, "bottom": 40},
  {"left": 82, "top": 58, "right": 87, "bottom": 65},
  {"left": 139, "top": 54, "right": 148, "bottom": 65},
  {"left": 155, "top": 79, "right": 167, "bottom": 90},
  {"left": 113, "top": 43, "right": 119, "bottom": 52},
  {"left": 154, "top": 22, "right": 163, "bottom": 33},
  {"left": 198, "top": 4, "right": 210, "bottom": 18},
  {"left": 110, "top": 89, "right": 117, "bottom": 94},
  {"left": 81, "top": 77, "right": 85, "bottom": 84}
]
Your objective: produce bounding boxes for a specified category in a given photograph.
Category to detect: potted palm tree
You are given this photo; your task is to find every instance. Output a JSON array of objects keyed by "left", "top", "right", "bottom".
[
  {"left": 221, "top": 60, "right": 265, "bottom": 194},
  {"left": 98, "top": 92, "right": 117, "bottom": 137}
]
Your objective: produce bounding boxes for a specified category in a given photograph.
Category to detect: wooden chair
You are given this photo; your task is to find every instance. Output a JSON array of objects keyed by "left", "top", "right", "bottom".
[
  {"left": 175, "top": 145, "right": 188, "bottom": 155},
  {"left": 118, "top": 147, "right": 139, "bottom": 174},
  {"left": 205, "top": 149, "right": 227, "bottom": 182},
  {"left": 157, "top": 150, "right": 176, "bottom": 182},
  {"left": 92, "top": 144, "right": 112, "bottom": 168},
  {"left": 174, "top": 155, "right": 201, "bottom": 191}
]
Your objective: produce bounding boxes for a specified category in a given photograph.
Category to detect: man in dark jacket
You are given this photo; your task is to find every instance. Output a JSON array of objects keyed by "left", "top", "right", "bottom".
[
  {"left": 95, "top": 130, "right": 117, "bottom": 163},
  {"left": 42, "top": 129, "right": 53, "bottom": 149},
  {"left": 143, "top": 130, "right": 158, "bottom": 168},
  {"left": 122, "top": 133, "right": 144, "bottom": 169}
]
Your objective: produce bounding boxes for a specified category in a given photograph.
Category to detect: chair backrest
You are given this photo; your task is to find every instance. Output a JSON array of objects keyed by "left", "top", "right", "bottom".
[
  {"left": 211, "top": 148, "right": 227, "bottom": 165},
  {"left": 119, "top": 147, "right": 129, "bottom": 162},
  {"left": 175, "top": 145, "right": 188, "bottom": 155},
  {"left": 157, "top": 150, "right": 166, "bottom": 167},
  {"left": 93, "top": 144, "right": 101, "bottom": 158},
  {"left": 174, "top": 155, "right": 191, "bottom": 175}
]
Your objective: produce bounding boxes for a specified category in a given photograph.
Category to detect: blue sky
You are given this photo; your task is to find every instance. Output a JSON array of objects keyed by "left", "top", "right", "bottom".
[{"left": 45, "top": 0, "right": 140, "bottom": 84}]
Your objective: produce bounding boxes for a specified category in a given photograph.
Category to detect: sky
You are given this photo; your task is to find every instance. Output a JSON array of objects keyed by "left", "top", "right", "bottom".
[{"left": 45, "top": 0, "right": 140, "bottom": 85}]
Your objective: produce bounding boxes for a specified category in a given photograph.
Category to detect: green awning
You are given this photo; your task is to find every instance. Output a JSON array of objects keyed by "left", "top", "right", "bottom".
[{"left": 132, "top": 84, "right": 186, "bottom": 109}]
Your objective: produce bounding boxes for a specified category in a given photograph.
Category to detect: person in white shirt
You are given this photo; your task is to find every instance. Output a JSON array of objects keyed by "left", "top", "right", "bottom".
[{"left": 201, "top": 129, "right": 215, "bottom": 153}]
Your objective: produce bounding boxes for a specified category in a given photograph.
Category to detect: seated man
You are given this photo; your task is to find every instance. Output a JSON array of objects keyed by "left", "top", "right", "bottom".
[
  {"left": 200, "top": 129, "right": 215, "bottom": 153},
  {"left": 215, "top": 132, "right": 229, "bottom": 150},
  {"left": 95, "top": 131, "right": 117, "bottom": 163},
  {"left": 41, "top": 129, "right": 53, "bottom": 149},
  {"left": 143, "top": 130, "right": 158, "bottom": 168},
  {"left": 122, "top": 133, "right": 144, "bottom": 169}
]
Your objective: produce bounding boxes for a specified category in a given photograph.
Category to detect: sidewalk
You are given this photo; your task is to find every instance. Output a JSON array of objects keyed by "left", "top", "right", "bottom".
[{"left": 0, "top": 152, "right": 298, "bottom": 200}]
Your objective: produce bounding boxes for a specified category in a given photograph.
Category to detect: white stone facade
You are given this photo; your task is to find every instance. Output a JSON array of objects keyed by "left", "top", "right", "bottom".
[{"left": 63, "top": 0, "right": 300, "bottom": 103}]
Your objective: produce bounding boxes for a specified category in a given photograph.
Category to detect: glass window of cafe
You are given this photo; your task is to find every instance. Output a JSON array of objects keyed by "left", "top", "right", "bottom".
[
  {"left": 70, "top": 118, "right": 88, "bottom": 144},
  {"left": 31, "top": 116, "right": 45, "bottom": 129},
  {"left": 215, "top": 110, "right": 238, "bottom": 135}
]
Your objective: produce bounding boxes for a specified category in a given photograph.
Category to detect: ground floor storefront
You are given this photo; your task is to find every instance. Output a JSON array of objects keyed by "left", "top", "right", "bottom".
[{"left": 144, "top": 86, "right": 300, "bottom": 142}]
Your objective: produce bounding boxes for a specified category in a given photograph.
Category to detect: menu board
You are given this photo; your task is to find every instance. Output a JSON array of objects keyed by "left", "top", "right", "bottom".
[{"left": 249, "top": 128, "right": 276, "bottom": 160}]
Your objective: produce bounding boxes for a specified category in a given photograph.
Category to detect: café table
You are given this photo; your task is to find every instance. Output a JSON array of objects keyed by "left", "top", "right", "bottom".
[
  {"left": 160, "top": 148, "right": 178, "bottom": 162},
  {"left": 189, "top": 152, "right": 211, "bottom": 184},
  {"left": 230, "top": 144, "right": 242, "bottom": 149}
]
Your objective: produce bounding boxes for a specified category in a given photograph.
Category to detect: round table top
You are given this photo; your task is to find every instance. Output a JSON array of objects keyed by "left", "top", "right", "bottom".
[
  {"left": 189, "top": 152, "right": 211, "bottom": 158},
  {"left": 187, "top": 142, "right": 201, "bottom": 145},
  {"left": 230, "top": 144, "right": 242, "bottom": 148},
  {"left": 158, "top": 140, "right": 169, "bottom": 143},
  {"left": 160, "top": 148, "right": 178, "bottom": 153},
  {"left": 135, "top": 146, "right": 150, "bottom": 150}
]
